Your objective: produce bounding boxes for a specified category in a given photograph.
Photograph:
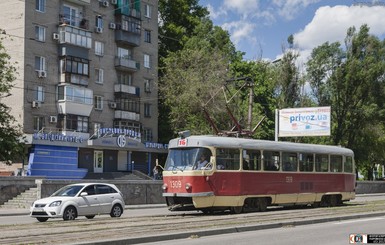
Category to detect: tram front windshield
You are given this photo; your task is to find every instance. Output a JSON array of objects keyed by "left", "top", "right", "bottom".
[{"left": 165, "top": 147, "right": 212, "bottom": 171}]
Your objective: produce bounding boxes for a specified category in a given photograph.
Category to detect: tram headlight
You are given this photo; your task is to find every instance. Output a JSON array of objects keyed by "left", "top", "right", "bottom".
[
  {"left": 162, "top": 184, "right": 168, "bottom": 190},
  {"left": 185, "top": 183, "right": 192, "bottom": 190}
]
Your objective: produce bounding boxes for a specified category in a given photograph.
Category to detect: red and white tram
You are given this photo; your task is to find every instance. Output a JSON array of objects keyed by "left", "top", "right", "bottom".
[{"left": 162, "top": 134, "right": 355, "bottom": 213}]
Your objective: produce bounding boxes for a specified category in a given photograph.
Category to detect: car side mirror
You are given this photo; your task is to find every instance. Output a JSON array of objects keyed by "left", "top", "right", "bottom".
[{"left": 80, "top": 192, "right": 88, "bottom": 196}]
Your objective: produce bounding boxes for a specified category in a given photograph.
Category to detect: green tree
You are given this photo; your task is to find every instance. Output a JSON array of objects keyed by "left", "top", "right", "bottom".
[
  {"left": 306, "top": 25, "right": 385, "bottom": 179},
  {"left": 0, "top": 38, "right": 24, "bottom": 164},
  {"left": 158, "top": 0, "right": 210, "bottom": 143}
]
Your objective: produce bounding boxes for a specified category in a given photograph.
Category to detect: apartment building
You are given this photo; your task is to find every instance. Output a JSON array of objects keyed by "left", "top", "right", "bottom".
[{"left": 0, "top": 0, "right": 167, "bottom": 179}]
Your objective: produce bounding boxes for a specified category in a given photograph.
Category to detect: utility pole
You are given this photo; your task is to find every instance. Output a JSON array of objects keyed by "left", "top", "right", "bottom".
[{"left": 247, "top": 79, "right": 254, "bottom": 132}]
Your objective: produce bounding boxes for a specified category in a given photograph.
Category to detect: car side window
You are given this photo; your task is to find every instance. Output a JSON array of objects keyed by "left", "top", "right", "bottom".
[
  {"left": 83, "top": 185, "right": 96, "bottom": 195},
  {"left": 96, "top": 184, "right": 117, "bottom": 194}
]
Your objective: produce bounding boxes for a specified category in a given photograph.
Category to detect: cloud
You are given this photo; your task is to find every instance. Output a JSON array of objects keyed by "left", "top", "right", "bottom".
[
  {"left": 272, "top": 0, "right": 322, "bottom": 20},
  {"left": 223, "top": 0, "right": 260, "bottom": 17},
  {"left": 221, "top": 21, "right": 257, "bottom": 47},
  {"left": 294, "top": 5, "right": 385, "bottom": 59}
]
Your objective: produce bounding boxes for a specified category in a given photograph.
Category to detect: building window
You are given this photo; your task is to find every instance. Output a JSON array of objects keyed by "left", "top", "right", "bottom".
[
  {"left": 144, "top": 54, "right": 150, "bottom": 68},
  {"left": 96, "top": 15, "right": 103, "bottom": 29},
  {"left": 144, "top": 79, "right": 151, "bottom": 93},
  {"left": 118, "top": 72, "right": 132, "bottom": 85},
  {"left": 144, "top": 4, "right": 151, "bottom": 18},
  {"left": 35, "top": 56, "right": 46, "bottom": 71},
  {"left": 95, "top": 41, "right": 104, "bottom": 56},
  {"left": 62, "top": 5, "right": 78, "bottom": 26},
  {"left": 66, "top": 114, "right": 89, "bottom": 132},
  {"left": 94, "top": 122, "right": 102, "bottom": 137},
  {"left": 36, "top": 86, "right": 45, "bottom": 102},
  {"left": 143, "top": 128, "right": 153, "bottom": 142},
  {"left": 144, "top": 103, "right": 151, "bottom": 117},
  {"left": 144, "top": 30, "right": 151, "bottom": 43},
  {"left": 33, "top": 116, "right": 45, "bottom": 131},
  {"left": 35, "top": 26, "right": 46, "bottom": 42},
  {"left": 95, "top": 68, "right": 104, "bottom": 84},
  {"left": 94, "top": 96, "right": 103, "bottom": 110},
  {"left": 36, "top": 0, "right": 45, "bottom": 12}
]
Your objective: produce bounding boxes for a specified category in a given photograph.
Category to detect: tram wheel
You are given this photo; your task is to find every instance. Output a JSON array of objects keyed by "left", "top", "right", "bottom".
[
  {"left": 231, "top": 206, "right": 243, "bottom": 214},
  {"left": 258, "top": 198, "right": 267, "bottom": 212}
]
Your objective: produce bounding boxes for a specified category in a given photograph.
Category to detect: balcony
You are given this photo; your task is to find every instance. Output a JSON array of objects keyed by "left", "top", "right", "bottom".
[
  {"left": 60, "top": 73, "right": 88, "bottom": 86},
  {"left": 57, "top": 26, "right": 92, "bottom": 49},
  {"left": 114, "top": 110, "right": 140, "bottom": 121},
  {"left": 59, "top": 14, "right": 89, "bottom": 30},
  {"left": 115, "top": 57, "right": 140, "bottom": 71},
  {"left": 115, "top": 30, "right": 141, "bottom": 47},
  {"left": 115, "top": 7, "right": 141, "bottom": 19},
  {"left": 114, "top": 84, "right": 139, "bottom": 96},
  {"left": 57, "top": 85, "right": 93, "bottom": 116},
  {"left": 58, "top": 101, "right": 93, "bottom": 117}
]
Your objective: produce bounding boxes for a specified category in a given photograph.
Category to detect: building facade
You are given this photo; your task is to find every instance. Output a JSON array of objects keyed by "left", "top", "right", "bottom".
[{"left": 0, "top": 0, "right": 167, "bottom": 179}]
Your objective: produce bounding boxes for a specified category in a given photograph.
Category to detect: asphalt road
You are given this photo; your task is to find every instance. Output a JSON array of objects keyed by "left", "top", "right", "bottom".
[
  {"left": 0, "top": 194, "right": 384, "bottom": 244},
  {"left": 144, "top": 216, "right": 385, "bottom": 245}
]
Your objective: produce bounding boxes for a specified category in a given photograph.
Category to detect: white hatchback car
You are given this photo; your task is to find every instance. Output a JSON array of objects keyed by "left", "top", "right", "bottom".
[{"left": 30, "top": 183, "right": 125, "bottom": 222}]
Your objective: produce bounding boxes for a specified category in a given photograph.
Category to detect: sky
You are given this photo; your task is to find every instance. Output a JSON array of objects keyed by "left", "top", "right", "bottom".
[{"left": 199, "top": 0, "right": 385, "bottom": 62}]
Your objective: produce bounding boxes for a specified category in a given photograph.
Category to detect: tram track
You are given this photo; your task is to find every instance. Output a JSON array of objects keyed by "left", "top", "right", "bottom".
[{"left": 1, "top": 200, "right": 385, "bottom": 244}]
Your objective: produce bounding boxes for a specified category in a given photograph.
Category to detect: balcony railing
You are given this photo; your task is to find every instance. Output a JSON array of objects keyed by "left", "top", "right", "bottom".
[
  {"left": 59, "top": 14, "right": 89, "bottom": 30},
  {"left": 115, "top": 30, "right": 141, "bottom": 47},
  {"left": 115, "top": 57, "right": 140, "bottom": 71}
]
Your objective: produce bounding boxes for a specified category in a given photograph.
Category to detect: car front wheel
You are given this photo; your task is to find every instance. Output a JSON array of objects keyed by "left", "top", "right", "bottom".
[
  {"left": 36, "top": 217, "right": 49, "bottom": 222},
  {"left": 110, "top": 204, "right": 123, "bottom": 217},
  {"left": 63, "top": 206, "right": 77, "bottom": 221}
]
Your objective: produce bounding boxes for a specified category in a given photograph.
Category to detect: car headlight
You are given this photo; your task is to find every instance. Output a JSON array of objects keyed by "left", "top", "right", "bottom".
[{"left": 49, "top": 201, "right": 62, "bottom": 207}]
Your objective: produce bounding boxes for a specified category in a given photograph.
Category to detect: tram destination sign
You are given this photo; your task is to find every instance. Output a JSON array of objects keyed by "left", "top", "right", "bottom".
[{"left": 278, "top": 106, "right": 331, "bottom": 137}]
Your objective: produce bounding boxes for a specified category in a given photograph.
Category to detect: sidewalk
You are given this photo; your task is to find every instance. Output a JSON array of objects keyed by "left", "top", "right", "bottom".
[{"left": 0, "top": 204, "right": 167, "bottom": 217}]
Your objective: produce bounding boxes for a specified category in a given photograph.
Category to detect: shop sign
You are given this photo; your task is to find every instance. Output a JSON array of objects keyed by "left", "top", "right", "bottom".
[{"left": 33, "top": 133, "right": 85, "bottom": 143}]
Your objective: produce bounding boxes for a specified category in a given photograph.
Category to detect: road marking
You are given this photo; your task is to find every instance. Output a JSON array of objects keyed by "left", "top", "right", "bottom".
[{"left": 334, "top": 217, "right": 384, "bottom": 225}]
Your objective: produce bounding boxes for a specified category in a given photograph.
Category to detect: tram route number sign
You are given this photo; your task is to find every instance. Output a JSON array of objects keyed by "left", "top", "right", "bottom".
[{"left": 350, "top": 234, "right": 385, "bottom": 243}]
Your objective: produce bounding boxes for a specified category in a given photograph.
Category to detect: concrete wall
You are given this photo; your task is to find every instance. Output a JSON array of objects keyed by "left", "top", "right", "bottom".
[
  {"left": 355, "top": 181, "right": 385, "bottom": 194},
  {"left": 2, "top": 178, "right": 385, "bottom": 205},
  {"left": 36, "top": 179, "right": 164, "bottom": 205},
  {"left": 0, "top": 177, "right": 41, "bottom": 205}
]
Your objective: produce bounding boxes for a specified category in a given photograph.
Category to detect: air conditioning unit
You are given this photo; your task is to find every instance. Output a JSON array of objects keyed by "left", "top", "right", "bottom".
[
  {"left": 109, "top": 102, "right": 117, "bottom": 109},
  {"left": 37, "top": 70, "right": 47, "bottom": 78},
  {"left": 102, "top": 0, "right": 109, "bottom": 7},
  {"left": 109, "top": 23, "right": 116, "bottom": 30},
  {"left": 32, "top": 101, "right": 41, "bottom": 108},
  {"left": 111, "top": 0, "right": 117, "bottom": 4},
  {"left": 49, "top": 116, "right": 57, "bottom": 123},
  {"left": 52, "top": 33, "right": 59, "bottom": 40},
  {"left": 95, "top": 27, "right": 103, "bottom": 33}
]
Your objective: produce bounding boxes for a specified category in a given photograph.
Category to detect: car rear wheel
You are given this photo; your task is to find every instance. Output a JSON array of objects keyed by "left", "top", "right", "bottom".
[
  {"left": 110, "top": 204, "right": 123, "bottom": 217},
  {"left": 36, "top": 217, "right": 49, "bottom": 222},
  {"left": 63, "top": 206, "right": 77, "bottom": 221},
  {"left": 85, "top": 215, "right": 95, "bottom": 219}
]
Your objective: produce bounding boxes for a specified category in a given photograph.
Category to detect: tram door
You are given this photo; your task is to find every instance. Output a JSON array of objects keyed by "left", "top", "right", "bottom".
[{"left": 94, "top": 151, "right": 103, "bottom": 173}]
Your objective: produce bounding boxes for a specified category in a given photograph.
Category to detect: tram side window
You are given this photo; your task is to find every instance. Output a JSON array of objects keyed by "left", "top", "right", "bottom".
[
  {"left": 330, "top": 155, "right": 343, "bottom": 172},
  {"left": 216, "top": 148, "right": 240, "bottom": 170},
  {"left": 263, "top": 151, "right": 280, "bottom": 171},
  {"left": 243, "top": 150, "right": 261, "bottom": 171},
  {"left": 299, "top": 153, "right": 314, "bottom": 172},
  {"left": 282, "top": 152, "right": 297, "bottom": 171},
  {"left": 315, "top": 154, "right": 328, "bottom": 172},
  {"left": 344, "top": 156, "right": 353, "bottom": 173}
]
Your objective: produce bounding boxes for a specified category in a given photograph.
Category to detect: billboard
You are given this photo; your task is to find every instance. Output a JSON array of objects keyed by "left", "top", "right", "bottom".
[{"left": 278, "top": 106, "right": 331, "bottom": 137}]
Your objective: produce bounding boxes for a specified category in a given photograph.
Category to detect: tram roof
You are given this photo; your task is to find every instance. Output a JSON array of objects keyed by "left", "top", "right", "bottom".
[{"left": 169, "top": 135, "right": 354, "bottom": 156}]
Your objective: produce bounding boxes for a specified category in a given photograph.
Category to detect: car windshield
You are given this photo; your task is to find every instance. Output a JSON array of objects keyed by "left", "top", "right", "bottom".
[
  {"left": 165, "top": 147, "right": 212, "bottom": 171},
  {"left": 51, "top": 185, "right": 84, "bottom": 197}
]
